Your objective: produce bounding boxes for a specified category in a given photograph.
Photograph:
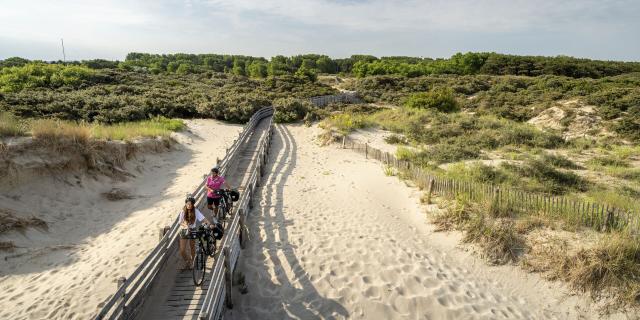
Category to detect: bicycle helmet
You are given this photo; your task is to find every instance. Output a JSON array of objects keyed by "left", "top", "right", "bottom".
[{"left": 185, "top": 195, "right": 196, "bottom": 205}]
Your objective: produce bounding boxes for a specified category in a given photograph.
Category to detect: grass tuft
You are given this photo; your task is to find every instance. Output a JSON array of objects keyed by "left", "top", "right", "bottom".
[
  {"left": 91, "top": 117, "right": 185, "bottom": 140},
  {"left": 525, "top": 233, "right": 640, "bottom": 309},
  {"left": 0, "top": 112, "right": 27, "bottom": 137},
  {"left": 31, "top": 119, "right": 91, "bottom": 145}
]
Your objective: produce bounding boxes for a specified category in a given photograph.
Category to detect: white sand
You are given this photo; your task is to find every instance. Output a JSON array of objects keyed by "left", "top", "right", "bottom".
[
  {"left": 229, "top": 124, "right": 617, "bottom": 320},
  {"left": 0, "top": 119, "right": 242, "bottom": 320}
]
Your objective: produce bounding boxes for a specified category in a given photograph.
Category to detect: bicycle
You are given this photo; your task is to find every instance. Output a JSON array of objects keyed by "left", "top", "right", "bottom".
[
  {"left": 189, "top": 224, "right": 218, "bottom": 286},
  {"left": 214, "top": 189, "right": 239, "bottom": 223}
]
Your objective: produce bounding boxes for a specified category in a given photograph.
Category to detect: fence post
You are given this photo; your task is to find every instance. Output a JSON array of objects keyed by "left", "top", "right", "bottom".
[
  {"left": 493, "top": 187, "right": 500, "bottom": 207},
  {"left": 341, "top": 136, "right": 346, "bottom": 149},
  {"left": 365, "top": 143, "right": 368, "bottom": 159},
  {"left": 426, "top": 178, "right": 435, "bottom": 205},
  {"left": 223, "top": 246, "right": 233, "bottom": 308},
  {"left": 239, "top": 209, "right": 247, "bottom": 249},
  {"left": 117, "top": 277, "right": 127, "bottom": 316},
  {"left": 158, "top": 226, "right": 170, "bottom": 241}
]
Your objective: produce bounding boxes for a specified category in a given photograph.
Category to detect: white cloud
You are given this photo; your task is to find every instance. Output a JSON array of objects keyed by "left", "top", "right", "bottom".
[{"left": 0, "top": 0, "right": 638, "bottom": 60}]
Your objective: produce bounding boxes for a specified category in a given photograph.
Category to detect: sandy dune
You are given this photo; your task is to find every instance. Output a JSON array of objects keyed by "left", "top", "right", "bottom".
[
  {"left": 229, "top": 124, "right": 613, "bottom": 320},
  {"left": 0, "top": 119, "right": 242, "bottom": 320}
]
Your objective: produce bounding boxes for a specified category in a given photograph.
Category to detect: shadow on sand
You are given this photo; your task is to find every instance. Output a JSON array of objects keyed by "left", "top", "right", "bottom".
[{"left": 229, "top": 125, "right": 349, "bottom": 319}]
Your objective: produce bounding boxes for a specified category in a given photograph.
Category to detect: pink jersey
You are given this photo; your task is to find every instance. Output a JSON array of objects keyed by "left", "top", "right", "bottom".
[{"left": 206, "top": 175, "right": 226, "bottom": 198}]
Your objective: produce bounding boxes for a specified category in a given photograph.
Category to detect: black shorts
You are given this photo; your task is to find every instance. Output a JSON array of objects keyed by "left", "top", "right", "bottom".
[{"left": 207, "top": 197, "right": 221, "bottom": 206}]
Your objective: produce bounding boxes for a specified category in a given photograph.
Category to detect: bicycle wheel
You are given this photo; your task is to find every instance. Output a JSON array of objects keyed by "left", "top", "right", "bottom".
[
  {"left": 219, "top": 202, "right": 227, "bottom": 221},
  {"left": 192, "top": 246, "right": 207, "bottom": 286}
]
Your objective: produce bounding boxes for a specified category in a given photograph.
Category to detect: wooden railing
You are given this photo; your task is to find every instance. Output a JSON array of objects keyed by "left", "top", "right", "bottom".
[
  {"left": 198, "top": 110, "right": 274, "bottom": 320},
  {"left": 309, "top": 92, "right": 360, "bottom": 107},
  {"left": 95, "top": 106, "right": 274, "bottom": 320},
  {"left": 338, "top": 135, "right": 640, "bottom": 235}
]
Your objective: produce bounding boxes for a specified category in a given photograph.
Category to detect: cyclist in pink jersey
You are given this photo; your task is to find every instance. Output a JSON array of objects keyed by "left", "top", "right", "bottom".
[{"left": 206, "top": 167, "right": 232, "bottom": 218}]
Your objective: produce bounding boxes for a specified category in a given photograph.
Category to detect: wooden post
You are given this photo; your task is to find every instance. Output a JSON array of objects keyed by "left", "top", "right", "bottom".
[
  {"left": 365, "top": 143, "right": 368, "bottom": 159},
  {"left": 216, "top": 157, "right": 220, "bottom": 166},
  {"left": 426, "top": 178, "right": 435, "bottom": 205},
  {"left": 117, "top": 276, "right": 126, "bottom": 316},
  {"left": 158, "top": 226, "right": 170, "bottom": 242},
  {"left": 341, "top": 136, "right": 346, "bottom": 149},
  {"left": 223, "top": 246, "right": 233, "bottom": 308},
  {"left": 239, "top": 209, "right": 246, "bottom": 249}
]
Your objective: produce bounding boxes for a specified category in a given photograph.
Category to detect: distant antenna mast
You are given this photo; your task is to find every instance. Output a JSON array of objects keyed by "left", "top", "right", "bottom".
[{"left": 61, "top": 38, "right": 66, "bottom": 63}]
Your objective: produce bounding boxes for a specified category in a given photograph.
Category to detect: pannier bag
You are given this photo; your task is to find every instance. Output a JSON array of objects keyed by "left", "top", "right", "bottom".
[
  {"left": 213, "top": 222, "right": 224, "bottom": 240},
  {"left": 229, "top": 190, "right": 240, "bottom": 202}
]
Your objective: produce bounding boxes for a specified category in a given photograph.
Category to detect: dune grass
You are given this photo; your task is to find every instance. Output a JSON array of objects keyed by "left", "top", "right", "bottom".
[
  {"left": 31, "top": 119, "right": 92, "bottom": 144},
  {"left": 524, "top": 232, "right": 640, "bottom": 309},
  {"left": 431, "top": 199, "right": 526, "bottom": 265},
  {"left": 0, "top": 112, "right": 27, "bottom": 137},
  {"left": 23, "top": 116, "right": 185, "bottom": 143},
  {"left": 91, "top": 117, "right": 185, "bottom": 140}
]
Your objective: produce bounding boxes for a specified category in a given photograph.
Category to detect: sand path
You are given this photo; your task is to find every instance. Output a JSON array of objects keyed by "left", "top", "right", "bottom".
[
  {"left": 0, "top": 119, "right": 242, "bottom": 320},
  {"left": 228, "top": 124, "right": 607, "bottom": 320}
]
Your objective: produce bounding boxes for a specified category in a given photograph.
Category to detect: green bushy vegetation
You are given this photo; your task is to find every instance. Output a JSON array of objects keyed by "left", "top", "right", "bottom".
[
  {"left": 0, "top": 70, "right": 335, "bottom": 124},
  {"left": 319, "top": 113, "right": 372, "bottom": 135},
  {"left": 346, "top": 73, "right": 640, "bottom": 140},
  {"left": 273, "top": 98, "right": 314, "bottom": 123},
  {"left": 540, "top": 153, "right": 583, "bottom": 169},
  {"left": 442, "top": 158, "right": 589, "bottom": 195},
  {"left": 362, "top": 108, "right": 564, "bottom": 165},
  {"left": 352, "top": 53, "right": 640, "bottom": 79},
  {"left": 0, "top": 63, "right": 97, "bottom": 93},
  {"left": 403, "top": 87, "right": 458, "bottom": 112}
]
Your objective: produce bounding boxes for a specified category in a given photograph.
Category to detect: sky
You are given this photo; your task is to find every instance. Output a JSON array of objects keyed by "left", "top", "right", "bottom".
[{"left": 1, "top": 0, "right": 639, "bottom": 61}]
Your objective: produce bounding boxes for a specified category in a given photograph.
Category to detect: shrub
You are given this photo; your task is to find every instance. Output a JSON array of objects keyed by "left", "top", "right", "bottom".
[
  {"left": 395, "top": 146, "right": 414, "bottom": 160},
  {"left": 587, "top": 156, "right": 630, "bottom": 168},
  {"left": 273, "top": 98, "right": 313, "bottom": 123},
  {"left": 0, "top": 63, "right": 96, "bottom": 92},
  {"left": 540, "top": 153, "right": 583, "bottom": 169},
  {"left": 321, "top": 113, "right": 371, "bottom": 135},
  {"left": 384, "top": 134, "right": 407, "bottom": 144},
  {"left": 501, "top": 159, "right": 589, "bottom": 194},
  {"left": 404, "top": 87, "right": 459, "bottom": 112}
]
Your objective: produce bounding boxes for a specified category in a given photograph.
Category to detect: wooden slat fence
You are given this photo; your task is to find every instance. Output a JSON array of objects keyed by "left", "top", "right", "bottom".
[
  {"left": 95, "top": 106, "right": 274, "bottom": 320},
  {"left": 337, "top": 135, "right": 640, "bottom": 235}
]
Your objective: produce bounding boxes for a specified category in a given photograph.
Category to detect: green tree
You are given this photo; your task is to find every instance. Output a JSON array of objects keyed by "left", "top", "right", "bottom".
[
  {"left": 295, "top": 65, "right": 317, "bottom": 82},
  {"left": 232, "top": 59, "right": 246, "bottom": 76},
  {"left": 248, "top": 61, "right": 268, "bottom": 78},
  {"left": 316, "top": 56, "right": 336, "bottom": 73}
]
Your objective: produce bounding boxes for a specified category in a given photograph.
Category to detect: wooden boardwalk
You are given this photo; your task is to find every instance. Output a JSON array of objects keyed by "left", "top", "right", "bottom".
[{"left": 137, "top": 116, "right": 272, "bottom": 320}]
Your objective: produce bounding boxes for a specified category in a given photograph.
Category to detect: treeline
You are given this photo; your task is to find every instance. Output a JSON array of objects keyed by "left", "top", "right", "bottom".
[
  {"left": 118, "top": 53, "right": 376, "bottom": 79},
  {"left": 4, "top": 52, "right": 637, "bottom": 80},
  {"left": 352, "top": 53, "right": 640, "bottom": 79}
]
